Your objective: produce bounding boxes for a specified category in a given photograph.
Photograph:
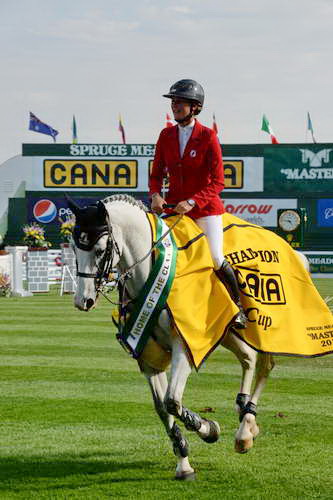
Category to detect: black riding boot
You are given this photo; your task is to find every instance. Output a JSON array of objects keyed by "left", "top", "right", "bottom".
[{"left": 215, "top": 259, "right": 247, "bottom": 329}]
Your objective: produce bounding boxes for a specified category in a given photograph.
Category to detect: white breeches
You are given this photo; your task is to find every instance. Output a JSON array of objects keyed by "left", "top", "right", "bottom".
[{"left": 195, "top": 215, "right": 224, "bottom": 269}]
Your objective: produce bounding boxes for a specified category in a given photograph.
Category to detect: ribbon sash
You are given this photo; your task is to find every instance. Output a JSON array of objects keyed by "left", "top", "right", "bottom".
[{"left": 118, "top": 216, "right": 178, "bottom": 358}]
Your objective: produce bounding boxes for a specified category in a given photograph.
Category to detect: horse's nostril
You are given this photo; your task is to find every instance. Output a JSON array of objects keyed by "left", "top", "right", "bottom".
[{"left": 86, "top": 298, "right": 95, "bottom": 310}]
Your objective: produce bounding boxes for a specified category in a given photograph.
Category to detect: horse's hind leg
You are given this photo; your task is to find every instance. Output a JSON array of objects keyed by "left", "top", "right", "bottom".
[
  {"left": 250, "top": 352, "right": 275, "bottom": 406},
  {"left": 235, "top": 353, "right": 275, "bottom": 453},
  {"left": 221, "top": 331, "right": 261, "bottom": 453},
  {"left": 142, "top": 362, "right": 195, "bottom": 480},
  {"left": 165, "top": 336, "right": 221, "bottom": 445}
]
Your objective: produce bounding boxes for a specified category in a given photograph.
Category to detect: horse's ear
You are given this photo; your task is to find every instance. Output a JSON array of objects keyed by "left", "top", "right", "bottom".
[
  {"left": 97, "top": 200, "right": 108, "bottom": 222},
  {"left": 65, "top": 193, "right": 81, "bottom": 217}
]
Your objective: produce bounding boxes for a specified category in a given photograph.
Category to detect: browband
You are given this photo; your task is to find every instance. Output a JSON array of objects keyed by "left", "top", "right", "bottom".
[{"left": 73, "top": 225, "right": 109, "bottom": 251}]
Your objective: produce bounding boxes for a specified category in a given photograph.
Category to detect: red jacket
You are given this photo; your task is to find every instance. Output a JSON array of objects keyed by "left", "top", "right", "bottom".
[{"left": 149, "top": 120, "right": 225, "bottom": 218}]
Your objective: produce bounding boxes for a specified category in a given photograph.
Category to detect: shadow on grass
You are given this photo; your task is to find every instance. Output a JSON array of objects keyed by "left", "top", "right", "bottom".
[{"left": 0, "top": 454, "right": 161, "bottom": 486}]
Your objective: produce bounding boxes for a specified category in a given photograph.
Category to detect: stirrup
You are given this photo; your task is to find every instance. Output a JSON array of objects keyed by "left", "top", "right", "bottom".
[{"left": 233, "top": 309, "right": 247, "bottom": 329}]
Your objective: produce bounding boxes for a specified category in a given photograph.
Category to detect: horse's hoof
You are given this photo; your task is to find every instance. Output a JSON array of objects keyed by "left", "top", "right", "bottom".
[
  {"left": 251, "top": 423, "right": 260, "bottom": 440},
  {"left": 235, "top": 436, "right": 253, "bottom": 454},
  {"left": 175, "top": 471, "right": 196, "bottom": 481},
  {"left": 201, "top": 419, "right": 221, "bottom": 443}
]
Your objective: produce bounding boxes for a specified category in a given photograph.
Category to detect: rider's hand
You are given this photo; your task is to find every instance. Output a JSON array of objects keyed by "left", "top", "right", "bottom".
[
  {"left": 174, "top": 200, "right": 194, "bottom": 214},
  {"left": 151, "top": 193, "right": 166, "bottom": 214}
]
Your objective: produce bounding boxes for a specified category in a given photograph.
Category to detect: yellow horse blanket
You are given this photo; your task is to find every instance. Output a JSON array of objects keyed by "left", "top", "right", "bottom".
[{"left": 147, "top": 213, "right": 333, "bottom": 370}]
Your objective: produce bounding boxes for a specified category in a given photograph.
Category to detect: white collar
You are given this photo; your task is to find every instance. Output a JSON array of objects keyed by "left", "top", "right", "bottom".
[{"left": 178, "top": 119, "right": 195, "bottom": 132}]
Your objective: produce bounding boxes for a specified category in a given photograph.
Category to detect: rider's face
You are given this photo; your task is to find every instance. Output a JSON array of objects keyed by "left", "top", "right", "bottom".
[{"left": 171, "top": 98, "right": 192, "bottom": 122}]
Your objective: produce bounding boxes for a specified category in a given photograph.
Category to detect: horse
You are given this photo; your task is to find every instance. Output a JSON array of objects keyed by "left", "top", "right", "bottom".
[{"left": 68, "top": 194, "right": 274, "bottom": 480}]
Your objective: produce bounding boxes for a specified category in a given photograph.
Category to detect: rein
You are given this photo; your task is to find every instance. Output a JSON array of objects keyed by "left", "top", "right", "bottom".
[
  {"left": 116, "top": 213, "right": 183, "bottom": 283},
  {"left": 79, "top": 212, "right": 183, "bottom": 307}
]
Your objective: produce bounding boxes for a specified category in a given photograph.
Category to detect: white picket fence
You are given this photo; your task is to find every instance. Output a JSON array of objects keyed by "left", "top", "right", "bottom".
[
  {"left": 21, "top": 249, "right": 63, "bottom": 283},
  {"left": 48, "top": 249, "right": 63, "bottom": 282}
]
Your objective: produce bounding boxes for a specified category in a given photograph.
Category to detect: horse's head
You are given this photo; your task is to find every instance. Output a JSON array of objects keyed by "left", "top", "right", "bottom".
[{"left": 68, "top": 198, "right": 123, "bottom": 311}]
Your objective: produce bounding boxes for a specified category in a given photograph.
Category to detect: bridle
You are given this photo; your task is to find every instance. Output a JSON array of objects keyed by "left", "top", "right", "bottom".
[
  {"left": 74, "top": 218, "right": 122, "bottom": 302},
  {"left": 74, "top": 210, "right": 183, "bottom": 307}
]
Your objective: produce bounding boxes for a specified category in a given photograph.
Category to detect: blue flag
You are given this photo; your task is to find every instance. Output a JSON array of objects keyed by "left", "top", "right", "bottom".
[
  {"left": 307, "top": 112, "right": 316, "bottom": 143},
  {"left": 29, "top": 112, "right": 58, "bottom": 142}
]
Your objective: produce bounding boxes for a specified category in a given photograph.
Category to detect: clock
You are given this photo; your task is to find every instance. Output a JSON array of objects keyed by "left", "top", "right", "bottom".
[{"left": 278, "top": 210, "right": 301, "bottom": 232}]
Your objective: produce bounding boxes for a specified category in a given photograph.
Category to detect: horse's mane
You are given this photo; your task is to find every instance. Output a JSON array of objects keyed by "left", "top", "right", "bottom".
[{"left": 102, "top": 194, "right": 148, "bottom": 212}]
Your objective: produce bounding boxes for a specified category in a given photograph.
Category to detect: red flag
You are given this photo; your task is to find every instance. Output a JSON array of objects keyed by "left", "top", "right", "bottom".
[
  {"left": 166, "top": 113, "right": 173, "bottom": 128},
  {"left": 118, "top": 114, "right": 126, "bottom": 144},
  {"left": 212, "top": 113, "right": 218, "bottom": 135}
]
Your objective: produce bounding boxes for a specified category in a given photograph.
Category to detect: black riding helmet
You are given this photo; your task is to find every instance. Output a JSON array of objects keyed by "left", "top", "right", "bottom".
[{"left": 163, "top": 79, "right": 204, "bottom": 120}]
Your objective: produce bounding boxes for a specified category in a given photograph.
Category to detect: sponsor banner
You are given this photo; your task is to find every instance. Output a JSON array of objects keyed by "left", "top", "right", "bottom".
[
  {"left": 265, "top": 146, "right": 333, "bottom": 193},
  {"left": 23, "top": 144, "right": 156, "bottom": 157},
  {"left": 24, "top": 154, "right": 264, "bottom": 193},
  {"left": 23, "top": 143, "right": 262, "bottom": 160},
  {"left": 44, "top": 160, "right": 138, "bottom": 189},
  {"left": 223, "top": 157, "right": 263, "bottom": 192},
  {"left": 148, "top": 157, "right": 264, "bottom": 192},
  {"left": 19, "top": 142, "right": 333, "bottom": 195},
  {"left": 33, "top": 199, "right": 58, "bottom": 223},
  {"left": 27, "top": 196, "right": 101, "bottom": 225},
  {"left": 317, "top": 199, "right": 333, "bottom": 227},
  {"left": 27, "top": 195, "right": 151, "bottom": 225},
  {"left": 27, "top": 157, "right": 150, "bottom": 192},
  {"left": 303, "top": 252, "right": 333, "bottom": 274},
  {"left": 224, "top": 198, "right": 297, "bottom": 227}
]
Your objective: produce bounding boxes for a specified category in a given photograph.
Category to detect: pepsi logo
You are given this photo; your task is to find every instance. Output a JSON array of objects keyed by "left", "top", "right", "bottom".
[{"left": 33, "top": 199, "right": 57, "bottom": 223}]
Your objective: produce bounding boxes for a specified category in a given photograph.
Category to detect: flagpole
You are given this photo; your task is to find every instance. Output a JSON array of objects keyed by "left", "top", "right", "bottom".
[
  {"left": 306, "top": 112, "right": 309, "bottom": 143},
  {"left": 72, "top": 115, "right": 78, "bottom": 144}
]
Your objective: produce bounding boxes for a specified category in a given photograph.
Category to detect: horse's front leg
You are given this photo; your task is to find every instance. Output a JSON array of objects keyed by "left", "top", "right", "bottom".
[
  {"left": 221, "top": 330, "right": 257, "bottom": 413},
  {"left": 141, "top": 361, "right": 195, "bottom": 481},
  {"left": 165, "top": 336, "right": 221, "bottom": 445}
]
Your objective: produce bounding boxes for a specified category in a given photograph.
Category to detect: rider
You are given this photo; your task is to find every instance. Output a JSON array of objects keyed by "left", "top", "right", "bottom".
[{"left": 149, "top": 78, "right": 247, "bottom": 328}]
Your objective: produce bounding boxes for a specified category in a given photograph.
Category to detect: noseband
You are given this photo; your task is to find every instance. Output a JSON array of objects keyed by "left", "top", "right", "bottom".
[{"left": 74, "top": 220, "right": 121, "bottom": 294}]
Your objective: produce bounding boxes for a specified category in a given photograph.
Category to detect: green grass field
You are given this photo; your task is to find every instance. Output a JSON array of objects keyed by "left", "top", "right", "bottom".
[{"left": 0, "top": 279, "right": 332, "bottom": 499}]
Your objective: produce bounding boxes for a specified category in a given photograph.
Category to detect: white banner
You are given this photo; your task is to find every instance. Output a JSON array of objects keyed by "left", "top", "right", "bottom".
[
  {"left": 224, "top": 199, "right": 298, "bottom": 227},
  {"left": 21, "top": 154, "right": 264, "bottom": 193},
  {"left": 223, "top": 157, "right": 264, "bottom": 192}
]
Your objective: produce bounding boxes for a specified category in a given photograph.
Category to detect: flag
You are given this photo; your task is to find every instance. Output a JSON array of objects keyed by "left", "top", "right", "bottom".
[
  {"left": 72, "top": 115, "right": 78, "bottom": 144},
  {"left": 307, "top": 112, "right": 316, "bottom": 143},
  {"left": 166, "top": 113, "right": 173, "bottom": 128},
  {"left": 29, "top": 112, "right": 58, "bottom": 142},
  {"left": 212, "top": 113, "right": 218, "bottom": 135},
  {"left": 118, "top": 114, "right": 126, "bottom": 144},
  {"left": 261, "top": 114, "right": 279, "bottom": 144}
]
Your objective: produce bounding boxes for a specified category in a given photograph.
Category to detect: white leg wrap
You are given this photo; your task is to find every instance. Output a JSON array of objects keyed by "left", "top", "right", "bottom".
[
  {"left": 198, "top": 419, "right": 210, "bottom": 438},
  {"left": 176, "top": 457, "right": 194, "bottom": 477}
]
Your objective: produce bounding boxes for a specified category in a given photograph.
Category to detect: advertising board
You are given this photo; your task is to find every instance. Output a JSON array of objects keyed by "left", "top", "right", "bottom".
[{"left": 224, "top": 199, "right": 298, "bottom": 227}]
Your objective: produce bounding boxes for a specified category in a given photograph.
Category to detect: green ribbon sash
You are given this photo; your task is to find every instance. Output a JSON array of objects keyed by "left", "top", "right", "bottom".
[{"left": 118, "top": 216, "right": 178, "bottom": 358}]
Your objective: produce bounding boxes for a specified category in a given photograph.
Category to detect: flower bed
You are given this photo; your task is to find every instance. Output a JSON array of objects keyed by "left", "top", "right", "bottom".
[
  {"left": 0, "top": 272, "right": 11, "bottom": 297},
  {"left": 22, "top": 223, "right": 51, "bottom": 249},
  {"left": 59, "top": 218, "right": 75, "bottom": 243}
]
